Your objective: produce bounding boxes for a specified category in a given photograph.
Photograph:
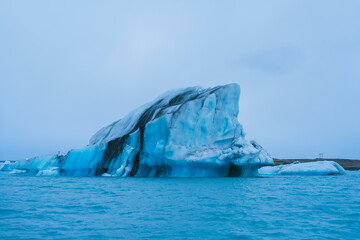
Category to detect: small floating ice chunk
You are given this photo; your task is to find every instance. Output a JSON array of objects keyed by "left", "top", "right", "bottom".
[
  {"left": 101, "top": 173, "right": 112, "bottom": 177},
  {"left": 259, "top": 161, "right": 346, "bottom": 176},
  {"left": 9, "top": 169, "right": 27, "bottom": 174},
  {"left": 36, "top": 167, "right": 60, "bottom": 177}
]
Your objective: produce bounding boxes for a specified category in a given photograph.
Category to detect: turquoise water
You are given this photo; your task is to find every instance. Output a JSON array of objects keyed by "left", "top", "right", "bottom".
[{"left": 1, "top": 172, "right": 360, "bottom": 239}]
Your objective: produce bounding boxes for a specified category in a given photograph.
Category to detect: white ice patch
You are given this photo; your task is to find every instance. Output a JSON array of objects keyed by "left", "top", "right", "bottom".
[
  {"left": 101, "top": 173, "right": 112, "bottom": 177},
  {"left": 9, "top": 169, "right": 27, "bottom": 174},
  {"left": 259, "top": 161, "right": 346, "bottom": 176},
  {"left": 36, "top": 167, "right": 60, "bottom": 177}
]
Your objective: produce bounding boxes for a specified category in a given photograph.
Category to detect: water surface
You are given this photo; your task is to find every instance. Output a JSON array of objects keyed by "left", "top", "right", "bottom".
[{"left": 1, "top": 172, "right": 360, "bottom": 239}]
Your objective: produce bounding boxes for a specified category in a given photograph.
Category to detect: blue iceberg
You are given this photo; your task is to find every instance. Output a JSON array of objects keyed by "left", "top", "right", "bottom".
[{"left": 8, "top": 83, "right": 273, "bottom": 177}]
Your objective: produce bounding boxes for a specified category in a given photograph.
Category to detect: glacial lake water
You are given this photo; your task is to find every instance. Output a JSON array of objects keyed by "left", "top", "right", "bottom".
[{"left": 1, "top": 171, "right": 360, "bottom": 239}]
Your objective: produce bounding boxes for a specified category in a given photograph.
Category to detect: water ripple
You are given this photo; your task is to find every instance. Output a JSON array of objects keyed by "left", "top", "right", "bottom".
[{"left": 0, "top": 172, "right": 360, "bottom": 239}]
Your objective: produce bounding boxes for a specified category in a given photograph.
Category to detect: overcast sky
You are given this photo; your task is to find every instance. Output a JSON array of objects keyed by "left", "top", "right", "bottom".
[{"left": 1, "top": 0, "right": 359, "bottom": 160}]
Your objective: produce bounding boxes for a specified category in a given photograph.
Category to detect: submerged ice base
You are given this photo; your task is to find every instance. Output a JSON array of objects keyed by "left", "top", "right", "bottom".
[
  {"left": 7, "top": 84, "right": 273, "bottom": 177},
  {"left": 258, "top": 161, "right": 346, "bottom": 176}
]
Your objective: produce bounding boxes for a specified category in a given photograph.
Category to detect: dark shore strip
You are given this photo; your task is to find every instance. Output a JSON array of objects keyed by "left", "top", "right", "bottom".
[{"left": 273, "top": 158, "right": 360, "bottom": 170}]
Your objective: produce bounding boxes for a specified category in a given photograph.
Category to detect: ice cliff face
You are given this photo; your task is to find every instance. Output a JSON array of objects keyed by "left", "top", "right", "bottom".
[{"left": 9, "top": 83, "right": 273, "bottom": 177}]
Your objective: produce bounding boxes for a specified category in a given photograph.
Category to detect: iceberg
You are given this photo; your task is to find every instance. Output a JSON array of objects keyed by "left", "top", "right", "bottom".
[
  {"left": 258, "top": 161, "right": 346, "bottom": 176},
  {"left": 0, "top": 161, "right": 12, "bottom": 171},
  {"left": 8, "top": 83, "right": 273, "bottom": 177}
]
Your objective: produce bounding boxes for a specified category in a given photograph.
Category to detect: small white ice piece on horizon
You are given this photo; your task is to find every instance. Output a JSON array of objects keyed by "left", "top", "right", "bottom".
[{"left": 258, "top": 161, "right": 346, "bottom": 176}]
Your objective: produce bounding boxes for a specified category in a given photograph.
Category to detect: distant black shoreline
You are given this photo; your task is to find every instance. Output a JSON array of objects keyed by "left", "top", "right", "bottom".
[{"left": 274, "top": 158, "right": 360, "bottom": 170}]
